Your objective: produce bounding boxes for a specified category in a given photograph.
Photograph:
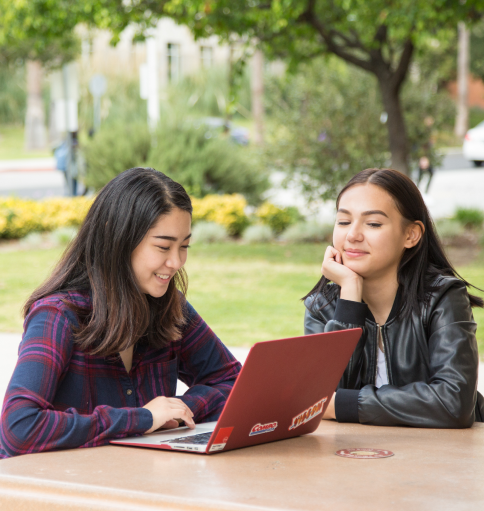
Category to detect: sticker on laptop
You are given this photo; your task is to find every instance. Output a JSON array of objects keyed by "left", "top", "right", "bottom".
[
  {"left": 209, "top": 426, "right": 234, "bottom": 452},
  {"left": 289, "top": 397, "right": 328, "bottom": 431},
  {"left": 249, "top": 421, "right": 278, "bottom": 436}
]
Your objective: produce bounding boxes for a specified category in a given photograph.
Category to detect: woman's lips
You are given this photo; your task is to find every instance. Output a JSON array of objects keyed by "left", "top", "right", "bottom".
[
  {"left": 154, "top": 273, "right": 171, "bottom": 284},
  {"left": 344, "top": 249, "right": 369, "bottom": 258}
]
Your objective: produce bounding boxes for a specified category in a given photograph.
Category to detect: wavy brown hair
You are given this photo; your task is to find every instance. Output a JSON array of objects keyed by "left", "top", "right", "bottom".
[
  {"left": 24, "top": 167, "right": 193, "bottom": 356},
  {"left": 304, "top": 168, "right": 483, "bottom": 315}
]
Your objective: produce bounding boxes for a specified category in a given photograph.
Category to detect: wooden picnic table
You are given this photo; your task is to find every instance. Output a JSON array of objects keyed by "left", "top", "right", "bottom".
[{"left": 0, "top": 420, "right": 482, "bottom": 510}]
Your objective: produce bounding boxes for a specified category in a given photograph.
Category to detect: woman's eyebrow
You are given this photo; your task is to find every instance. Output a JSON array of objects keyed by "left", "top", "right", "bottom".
[
  {"left": 361, "top": 210, "right": 388, "bottom": 218},
  {"left": 152, "top": 234, "right": 192, "bottom": 241},
  {"left": 337, "top": 208, "right": 388, "bottom": 218}
]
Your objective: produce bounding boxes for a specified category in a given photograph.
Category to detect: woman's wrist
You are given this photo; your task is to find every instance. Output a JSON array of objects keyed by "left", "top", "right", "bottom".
[{"left": 339, "top": 277, "right": 363, "bottom": 302}]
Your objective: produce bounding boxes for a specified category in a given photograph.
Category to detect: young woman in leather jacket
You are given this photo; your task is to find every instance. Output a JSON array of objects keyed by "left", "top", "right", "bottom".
[{"left": 304, "top": 168, "right": 484, "bottom": 428}]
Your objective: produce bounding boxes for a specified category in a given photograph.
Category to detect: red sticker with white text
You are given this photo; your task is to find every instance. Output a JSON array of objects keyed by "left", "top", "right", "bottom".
[
  {"left": 288, "top": 397, "right": 327, "bottom": 431},
  {"left": 249, "top": 422, "right": 278, "bottom": 436},
  {"left": 209, "top": 427, "right": 234, "bottom": 452}
]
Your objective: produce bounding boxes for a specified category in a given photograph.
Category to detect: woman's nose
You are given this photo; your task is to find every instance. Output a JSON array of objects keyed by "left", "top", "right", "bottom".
[
  {"left": 346, "top": 224, "right": 363, "bottom": 242},
  {"left": 166, "top": 252, "right": 182, "bottom": 270}
]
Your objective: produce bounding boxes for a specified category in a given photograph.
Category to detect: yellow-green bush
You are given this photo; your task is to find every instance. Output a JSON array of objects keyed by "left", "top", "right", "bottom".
[
  {"left": 191, "top": 194, "right": 249, "bottom": 236},
  {"left": 0, "top": 197, "right": 93, "bottom": 239},
  {"left": 0, "top": 194, "right": 261, "bottom": 239},
  {"left": 255, "top": 203, "right": 300, "bottom": 234}
]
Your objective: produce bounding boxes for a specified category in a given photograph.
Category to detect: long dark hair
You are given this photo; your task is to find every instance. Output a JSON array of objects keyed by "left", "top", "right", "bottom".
[
  {"left": 24, "top": 167, "right": 193, "bottom": 356},
  {"left": 304, "top": 168, "right": 483, "bottom": 315}
]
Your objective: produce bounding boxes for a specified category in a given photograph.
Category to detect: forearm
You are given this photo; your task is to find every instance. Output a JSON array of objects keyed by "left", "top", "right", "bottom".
[{"left": 0, "top": 395, "right": 152, "bottom": 457}]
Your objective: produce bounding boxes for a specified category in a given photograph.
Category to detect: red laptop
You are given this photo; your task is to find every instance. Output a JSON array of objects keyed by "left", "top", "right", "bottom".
[{"left": 110, "top": 328, "right": 362, "bottom": 454}]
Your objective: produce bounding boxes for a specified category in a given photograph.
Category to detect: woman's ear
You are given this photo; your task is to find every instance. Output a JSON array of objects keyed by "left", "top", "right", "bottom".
[{"left": 404, "top": 221, "right": 425, "bottom": 249}]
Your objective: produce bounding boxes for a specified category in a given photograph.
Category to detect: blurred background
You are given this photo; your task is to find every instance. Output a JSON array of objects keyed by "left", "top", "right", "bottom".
[{"left": 1, "top": 1, "right": 484, "bottom": 396}]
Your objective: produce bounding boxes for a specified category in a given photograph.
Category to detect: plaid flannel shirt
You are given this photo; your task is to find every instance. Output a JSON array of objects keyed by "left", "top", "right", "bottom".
[{"left": 0, "top": 291, "right": 241, "bottom": 458}]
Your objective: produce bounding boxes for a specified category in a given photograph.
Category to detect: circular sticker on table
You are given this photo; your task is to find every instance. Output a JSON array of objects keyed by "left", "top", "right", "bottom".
[{"left": 335, "top": 448, "right": 394, "bottom": 459}]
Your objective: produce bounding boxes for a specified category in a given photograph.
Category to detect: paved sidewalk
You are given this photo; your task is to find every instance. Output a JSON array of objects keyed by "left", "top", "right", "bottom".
[
  {"left": 1, "top": 333, "right": 483, "bottom": 401},
  {"left": 0, "top": 158, "right": 56, "bottom": 173}
]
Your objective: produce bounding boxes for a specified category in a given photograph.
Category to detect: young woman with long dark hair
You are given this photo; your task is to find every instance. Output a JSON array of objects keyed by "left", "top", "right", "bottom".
[
  {"left": 304, "top": 168, "right": 484, "bottom": 428},
  {"left": 0, "top": 167, "right": 241, "bottom": 457}
]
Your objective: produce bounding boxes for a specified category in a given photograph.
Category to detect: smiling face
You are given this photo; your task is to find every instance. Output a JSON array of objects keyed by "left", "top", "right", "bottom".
[
  {"left": 333, "top": 183, "right": 423, "bottom": 281},
  {"left": 131, "top": 208, "right": 192, "bottom": 298}
]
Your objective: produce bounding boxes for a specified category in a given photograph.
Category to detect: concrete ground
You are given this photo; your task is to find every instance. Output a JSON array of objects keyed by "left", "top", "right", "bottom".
[{"left": 0, "top": 332, "right": 482, "bottom": 402}]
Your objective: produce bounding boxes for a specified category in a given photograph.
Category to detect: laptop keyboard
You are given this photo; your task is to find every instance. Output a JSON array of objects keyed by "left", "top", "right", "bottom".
[{"left": 168, "top": 432, "right": 212, "bottom": 445}]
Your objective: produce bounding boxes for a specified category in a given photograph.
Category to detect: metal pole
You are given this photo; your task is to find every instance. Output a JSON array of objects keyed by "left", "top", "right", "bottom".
[{"left": 62, "top": 64, "right": 74, "bottom": 196}]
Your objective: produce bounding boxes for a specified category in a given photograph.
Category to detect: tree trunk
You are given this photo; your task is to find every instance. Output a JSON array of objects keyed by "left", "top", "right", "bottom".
[
  {"left": 377, "top": 77, "right": 410, "bottom": 175},
  {"left": 251, "top": 48, "right": 264, "bottom": 145},
  {"left": 24, "top": 60, "right": 47, "bottom": 150},
  {"left": 455, "top": 22, "right": 469, "bottom": 138}
]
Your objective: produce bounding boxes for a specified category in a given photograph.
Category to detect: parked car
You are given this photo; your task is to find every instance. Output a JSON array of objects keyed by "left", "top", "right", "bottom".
[
  {"left": 196, "top": 117, "right": 250, "bottom": 146},
  {"left": 463, "top": 122, "right": 484, "bottom": 166}
]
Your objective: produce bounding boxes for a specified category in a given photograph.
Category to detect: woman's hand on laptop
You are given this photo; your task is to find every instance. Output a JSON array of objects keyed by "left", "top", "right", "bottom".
[
  {"left": 143, "top": 396, "right": 195, "bottom": 434},
  {"left": 322, "top": 393, "right": 336, "bottom": 420}
]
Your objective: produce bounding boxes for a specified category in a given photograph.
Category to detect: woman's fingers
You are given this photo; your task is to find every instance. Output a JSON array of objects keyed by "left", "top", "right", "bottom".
[
  {"left": 142, "top": 396, "right": 195, "bottom": 434},
  {"left": 166, "top": 397, "right": 194, "bottom": 417}
]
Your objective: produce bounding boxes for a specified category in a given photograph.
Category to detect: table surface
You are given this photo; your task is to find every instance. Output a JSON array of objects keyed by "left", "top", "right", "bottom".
[{"left": 0, "top": 421, "right": 483, "bottom": 511}]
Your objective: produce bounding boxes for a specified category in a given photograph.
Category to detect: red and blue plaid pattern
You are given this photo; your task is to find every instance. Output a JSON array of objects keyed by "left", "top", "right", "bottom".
[{"left": 0, "top": 291, "right": 241, "bottom": 458}]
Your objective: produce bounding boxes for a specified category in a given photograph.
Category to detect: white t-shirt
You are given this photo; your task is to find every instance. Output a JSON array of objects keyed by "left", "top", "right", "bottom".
[{"left": 375, "top": 346, "right": 389, "bottom": 388}]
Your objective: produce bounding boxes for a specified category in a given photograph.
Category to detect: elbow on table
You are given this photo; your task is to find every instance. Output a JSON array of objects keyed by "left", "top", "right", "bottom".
[{"left": 0, "top": 408, "right": 46, "bottom": 457}]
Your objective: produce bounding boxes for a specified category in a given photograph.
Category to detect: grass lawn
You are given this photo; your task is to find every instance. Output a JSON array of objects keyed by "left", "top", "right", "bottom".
[
  {"left": 0, "top": 125, "right": 51, "bottom": 160},
  {"left": 0, "top": 243, "right": 483, "bottom": 355}
]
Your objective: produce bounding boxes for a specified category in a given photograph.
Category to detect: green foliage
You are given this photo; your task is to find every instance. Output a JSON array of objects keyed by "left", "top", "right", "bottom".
[
  {"left": 470, "top": 108, "right": 484, "bottom": 129},
  {"left": 164, "top": 66, "right": 251, "bottom": 120},
  {"left": 471, "top": 22, "right": 484, "bottom": 83},
  {"left": 191, "top": 194, "right": 250, "bottom": 236},
  {"left": 435, "top": 219, "right": 465, "bottom": 241},
  {"left": 281, "top": 222, "right": 333, "bottom": 244},
  {"left": 454, "top": 208, "right": 484, "bottom": 230},
  {"left": 191, "top": 222, "right": 228, "bottom": 244},
  {"left": 0, "top": 65, "right": 26, "bottom": 124},
  {"left": 147, "top": 119, "right": 268, "bottom": 204},
  {"left": 82, "top": 74, "right": 268, "bottom": 203},
  {"left": 0, "top": 0, "right": 81, "bottom": 66},
  {"left": 242, "top": 224, "right": 274, "bottom": 243},
  {"left": 84, "top": 121, "right": 151, "bottom": 190},
  {"left": 403, "top": 76, "right": 455, "bottom": 170},
  {"left": 265, "top": 59, "right": 388, "bottom": 202},
  {"left": 255, "top": 203, "right": 300, "bottom": 235}
]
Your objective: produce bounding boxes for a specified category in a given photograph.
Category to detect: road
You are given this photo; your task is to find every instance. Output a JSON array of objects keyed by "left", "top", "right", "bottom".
[{"left": 0, "top": 152, "right": 483, "bottom": 219}]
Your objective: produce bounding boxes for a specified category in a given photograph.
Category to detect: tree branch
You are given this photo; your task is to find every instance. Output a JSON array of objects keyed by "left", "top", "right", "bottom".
[
  {"left": 392, "top": 39, "right": 414, "bottom": 89},
  {"left": 299, "top": 0, "right": 375, "bottom": 73}
]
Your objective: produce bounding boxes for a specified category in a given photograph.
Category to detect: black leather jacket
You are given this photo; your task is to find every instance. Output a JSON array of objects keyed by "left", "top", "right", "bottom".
[{"left": 304, "top": 276, "right": 483, "bottom": 428}]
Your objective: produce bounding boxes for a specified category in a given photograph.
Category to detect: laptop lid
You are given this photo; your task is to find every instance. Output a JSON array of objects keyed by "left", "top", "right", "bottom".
[{"left": 204, "top": 328, "right": 361, "bottom": 453}]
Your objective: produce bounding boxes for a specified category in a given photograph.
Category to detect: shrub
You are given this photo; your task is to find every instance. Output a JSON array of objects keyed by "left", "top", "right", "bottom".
[
  {"left": 84, "top": 121, "right": 151, "bottom": 191},
  {"left": 191, "top": 194, "right": 250, "bottom": 236},
  {"left": 49, "top": 227, "right": 78, "bottom": 245},
  {"left": 281, "top": 222, "right": 333, "bottom": 243},
  {"left": 147, "top": 120, "right": 268, "bottom": 204},
  {"left": 83, "top": 111, "right": 269, "bottom": 204},
  {"left": 191, "top": 222, "right": 228, "bottom": 244},
  {"left": 435, "top": 219, "right": 465, "bottom": 241},
  {"left": 453, "top": 208, "right": 484, "bottom": 230},
  {"left": 255, "top": 203, "right": 301, "bottom": 235},
  {"left": 19, "top": 232, "right": 43, "bottom": 248},
  {"left": 0, "top": 197, "right": 93, "bottom": 239},
  {"left": 242, "top": 225, "right": 274, "bottom": 243}
]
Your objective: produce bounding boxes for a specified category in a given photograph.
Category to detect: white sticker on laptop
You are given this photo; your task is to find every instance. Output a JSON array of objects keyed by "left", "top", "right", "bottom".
[
  {"left": 289, "top": 397, "right": 328, "bottom": 431},
  {"left": 209, "top": 427, "right": 234, "bottom": 452},
  {"left": 249, "top": 421, "right": 278, "bottom": 436}
]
